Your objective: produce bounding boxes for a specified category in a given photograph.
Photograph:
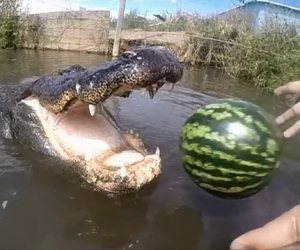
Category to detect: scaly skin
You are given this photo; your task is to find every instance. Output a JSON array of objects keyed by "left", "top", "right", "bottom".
[{"left": 19, "top": 47, "right": 183, "bottom": 113}]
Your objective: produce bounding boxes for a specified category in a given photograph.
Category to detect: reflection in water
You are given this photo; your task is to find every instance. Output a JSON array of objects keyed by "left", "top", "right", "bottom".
[{"left": 0, "top": 49, "right": 299, "bottom": 249}]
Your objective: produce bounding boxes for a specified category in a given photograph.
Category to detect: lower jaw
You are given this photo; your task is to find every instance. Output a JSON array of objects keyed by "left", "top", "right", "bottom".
[{"left": 83, "top": 155, "right": 161, "bottom": 193}]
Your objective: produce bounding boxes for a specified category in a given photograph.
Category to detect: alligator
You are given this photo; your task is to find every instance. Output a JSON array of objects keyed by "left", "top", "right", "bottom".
[{"left": 0, "top": 47, "right": 183, "bottom": 193}]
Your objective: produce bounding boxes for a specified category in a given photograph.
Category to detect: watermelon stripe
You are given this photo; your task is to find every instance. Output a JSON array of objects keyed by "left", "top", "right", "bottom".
[
  {"left": 211, "top": 100, "right": 275, "bottom": 136},
  {"left": 186, "top": 112, "right": 265, "bottom": 143},
  {"left": 181, "top": 123, "right": 237, "bottom": 150},
  {"left": 185, "top": 150, "right": 274, "bottom": 178},
  {"left": 196, "top": 180, "right": 265, "bottom": 194},
  {"left": 182, "top": 136, "right": 276, "bottom": 166},
  {"left": 182, "top": 126, "right": 275, "bottom": 162},
  {"left": 184, "top": 165, "right": 265, "bottom": 185},
  {"left": 184, "top": 163, "right": 269, "bottom": 188},
  {"left": 182, "top": 154, "right": 269, "bottom": 178},
  {"left": 197, "top": 102, "right": 273, "bottom": 136},
  {"left": 189, "top": 167, "right": 233, "bottom": 182},
  {"left": 181, "top": 142, "right": 275, "bottom": 170}
]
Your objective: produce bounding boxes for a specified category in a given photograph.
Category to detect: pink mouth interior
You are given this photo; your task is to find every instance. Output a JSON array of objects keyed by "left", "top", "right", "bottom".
[{"left": 45, "top": 101, "right": 139, "bottom": 163}]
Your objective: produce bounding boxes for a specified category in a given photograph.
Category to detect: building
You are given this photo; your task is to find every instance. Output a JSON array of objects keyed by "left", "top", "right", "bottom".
[{"left": 218, "top": 0, "right": 300, "bottom": 32}]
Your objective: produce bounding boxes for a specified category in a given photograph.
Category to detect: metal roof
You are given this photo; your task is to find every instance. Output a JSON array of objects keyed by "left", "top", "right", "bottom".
[{"left": 218, "top": 0, "right": 300, "bottom": 16}]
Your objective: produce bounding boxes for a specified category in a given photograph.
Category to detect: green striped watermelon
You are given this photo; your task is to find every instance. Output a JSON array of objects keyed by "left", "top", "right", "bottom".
[{"left": 180, "top": 99, "right": 281, "bottom": 199}]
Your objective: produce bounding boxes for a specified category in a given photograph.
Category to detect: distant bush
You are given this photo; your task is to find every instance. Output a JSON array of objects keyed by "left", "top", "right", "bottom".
[{"left": 0, "top": 0, "right": 22, "bottom": 48}]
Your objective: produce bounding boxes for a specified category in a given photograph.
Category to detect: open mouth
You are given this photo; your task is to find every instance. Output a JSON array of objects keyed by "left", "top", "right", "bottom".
[
  {"left": 18, "top": 47, "right": 183, "bottom": 193},
  {"left": 22, "top": 96, "right": 161, "bottom": 193}
]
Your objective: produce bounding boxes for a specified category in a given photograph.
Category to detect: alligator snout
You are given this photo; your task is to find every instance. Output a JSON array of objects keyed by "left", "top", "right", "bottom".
[{"left": 20, "top": 47, "right": 183, "bottom": 113}]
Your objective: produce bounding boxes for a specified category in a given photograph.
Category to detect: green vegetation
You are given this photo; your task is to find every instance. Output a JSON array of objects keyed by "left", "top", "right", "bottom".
[
  {"left": 221, "top": 19, "right": 300, "bottom": 91},
  {"left": 0, "top": 0, "right": 22, "bottom": 48},
  {"left": 177, "top": 12, "right": 300, "bottom": 92}
]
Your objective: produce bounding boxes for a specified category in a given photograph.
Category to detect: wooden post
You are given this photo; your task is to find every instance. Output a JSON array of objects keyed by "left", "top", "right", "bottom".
[{"left": 112, "top": 0, "right": 126, "bottom": 57}]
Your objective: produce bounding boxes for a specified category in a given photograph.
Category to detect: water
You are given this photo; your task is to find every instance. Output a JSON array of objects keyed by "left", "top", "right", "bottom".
[{"left": 0, "top": 49, "right": 300, "bottom": 249}]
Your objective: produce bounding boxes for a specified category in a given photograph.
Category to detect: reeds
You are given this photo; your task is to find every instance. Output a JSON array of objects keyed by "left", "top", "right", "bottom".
[{"left": 177, "top": 11, "right": 300, "bottom": 92}]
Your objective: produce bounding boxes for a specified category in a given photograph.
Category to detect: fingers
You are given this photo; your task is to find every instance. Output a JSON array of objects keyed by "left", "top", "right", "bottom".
[
  {"left": 276, "top": 102, "right": 300, "bottom": 125},
  {"left": 275, "top": 84, "right": 300, "bottom": 137},
  {"left": 275, "top": 81, "right": 300, "bottom": 96},
  {"left": 283, "top": 119, "right": 300, "bottom": 138},
  {"left": 231, "top": 204, "right": 300, "bottom": 250}
]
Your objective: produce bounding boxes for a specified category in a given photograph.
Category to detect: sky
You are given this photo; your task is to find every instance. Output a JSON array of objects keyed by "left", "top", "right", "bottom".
[{"left": 21, "top": 0, "right": 300, "bottom": 18}]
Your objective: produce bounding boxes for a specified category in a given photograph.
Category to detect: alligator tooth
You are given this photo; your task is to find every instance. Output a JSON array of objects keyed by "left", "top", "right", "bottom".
[
  {"left": 147, "top": 85, "right": 154, "bottom": 99},
  {"left": 89, "top": 104, "right": 97, "bottom": 116},
  {"left": 141, "top": 88, "right": 147, "bottom": 97},
  {"left": 75, "top": 83, "right": 81, "bottom": 94},
  {"left": 168, "top": 83, "right": 175, "bottom": 91},
  {"left": 118, "top": 165, "right": 127, "bottom": 180},
  {"left": 123, "top": 51, "right": 137, "bottom": 58},
  {"left": 155, "top": 147, "right": 160, "bottom": 156},
  {"left": 153, "top": 81, "right": 164, "bottom": 94},
  {"left": 89, "top": 81, "right": 94, "bottom": 88}
]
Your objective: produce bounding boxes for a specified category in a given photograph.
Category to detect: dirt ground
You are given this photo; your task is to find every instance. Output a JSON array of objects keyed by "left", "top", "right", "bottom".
[{"left": 109, "top": 30, "right": 188, "bottom": 47}]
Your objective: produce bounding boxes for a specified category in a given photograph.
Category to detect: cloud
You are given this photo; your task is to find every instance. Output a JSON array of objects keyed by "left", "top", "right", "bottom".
[
  {"left": 22, "top": 0, "right": 109, "bottom": 14},
  {"left": 170, "top": 0, "right": 177, "bottom": 2}
]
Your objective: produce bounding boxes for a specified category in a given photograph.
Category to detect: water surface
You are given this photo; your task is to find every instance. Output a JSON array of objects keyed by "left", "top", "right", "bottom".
[{"left": 0, "top": 49, "right": 299, "bottom": 249}]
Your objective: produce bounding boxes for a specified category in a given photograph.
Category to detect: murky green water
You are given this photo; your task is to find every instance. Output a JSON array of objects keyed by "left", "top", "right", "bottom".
[{"left": 0, "top": 48, "right": 300, "bottom": 249}]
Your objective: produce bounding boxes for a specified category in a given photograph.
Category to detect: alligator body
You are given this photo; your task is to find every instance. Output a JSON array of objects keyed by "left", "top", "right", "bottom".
[{"left": 0, "top": 47, "right": 183, "bottom": 193}]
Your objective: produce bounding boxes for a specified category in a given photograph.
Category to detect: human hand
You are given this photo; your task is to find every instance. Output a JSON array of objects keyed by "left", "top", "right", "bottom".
[
  {"left": 275, "top": 81, "right": 300, "bottom": 138},
  {"left": 230, "top": 204, "right": 300, "bottom": 250}
]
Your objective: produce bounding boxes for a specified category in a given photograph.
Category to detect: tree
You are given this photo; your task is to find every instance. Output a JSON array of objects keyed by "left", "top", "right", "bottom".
[{"left": 0, "top": 0, "right": 22, "bottom": 48}]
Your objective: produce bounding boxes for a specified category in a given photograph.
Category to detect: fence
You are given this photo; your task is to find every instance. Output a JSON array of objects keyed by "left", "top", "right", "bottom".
[{"left": 21, "top": 10, "right": 110, "bottom": 53}]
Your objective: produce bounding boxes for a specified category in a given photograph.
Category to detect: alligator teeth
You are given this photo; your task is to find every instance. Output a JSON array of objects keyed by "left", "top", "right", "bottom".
[
  {"left": 118, "top": 165, "right": 127, "bottom": 180},
  {"left": 147, "top": 85, "right": 154, "bottom": 99},
  {"left": 75, "top": 83, "right": 81, "bottom": 94},
  {"left": 123, "top": 51, "right": 137, "bottom": 58},
  {"left": 169, "top": 83, "right": 175, "bottom": 91},
  {"left": 141, "top": 88, "right": 147, "bottom": 97},
  {"left": 155, "top": 147, "right": 160, "bottom": 156},
  {"left": 89, "top": 104, "right": 97, "bottom": 116}
]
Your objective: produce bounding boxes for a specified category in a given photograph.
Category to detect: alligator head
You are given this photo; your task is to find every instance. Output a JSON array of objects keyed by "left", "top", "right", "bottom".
[{"left": 14, "top": 47, "right": 183, "bottom": 193}]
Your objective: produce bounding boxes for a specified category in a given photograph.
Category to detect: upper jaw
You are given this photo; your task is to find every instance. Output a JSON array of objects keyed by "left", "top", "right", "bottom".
[{"left": 18, "top": 47, "right": 183, "bottom": 113}]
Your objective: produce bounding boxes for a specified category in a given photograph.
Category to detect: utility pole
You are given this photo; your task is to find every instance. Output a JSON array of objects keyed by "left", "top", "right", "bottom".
[{"left": 112, "top": 0, "right": 126, "bottom": 57}]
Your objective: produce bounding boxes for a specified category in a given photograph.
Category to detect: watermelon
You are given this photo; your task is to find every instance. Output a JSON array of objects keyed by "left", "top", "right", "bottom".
[{"left": 180, "top": 99, "right": 281, "bottom": 199}]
